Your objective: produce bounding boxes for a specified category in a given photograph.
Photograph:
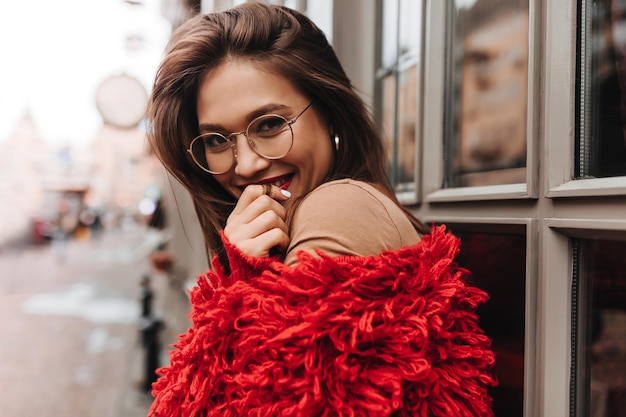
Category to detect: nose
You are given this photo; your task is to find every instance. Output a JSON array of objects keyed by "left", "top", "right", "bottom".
[{"left": 232, "top": 134, "right": 270, "bottom": 177}]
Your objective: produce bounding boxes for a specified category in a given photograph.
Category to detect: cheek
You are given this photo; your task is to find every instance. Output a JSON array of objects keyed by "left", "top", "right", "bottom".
[
  {"left": 296, "top": 139, "right": 332, "bottom": 173},
  {"left": 318, "top": 140, "right": 334, "bottom": 173}
]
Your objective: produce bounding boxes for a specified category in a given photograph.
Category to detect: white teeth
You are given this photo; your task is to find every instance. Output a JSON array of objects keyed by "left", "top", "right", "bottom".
[
  {"left": 263, "top": 175, "right": 291, "bottom": 188},
  {"left": 271, "top": 177, "right": 288, "bottom": 187}
]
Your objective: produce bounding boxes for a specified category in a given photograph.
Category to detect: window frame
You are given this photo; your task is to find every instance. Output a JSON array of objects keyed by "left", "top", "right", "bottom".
[
  {"left": 422, "top": 0, "right": 542, "bottom": 203},
  {"left": 545, "top": 0, "right": 626, "bottom": 199},
  {"left": 374, "top": 0, "right": 425, "bottom": 205}
]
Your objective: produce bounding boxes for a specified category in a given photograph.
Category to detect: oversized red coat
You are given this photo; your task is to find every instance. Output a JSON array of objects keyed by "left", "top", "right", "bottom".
[{"left": 148, "top": 225, "right": 497, "bottom": 416}]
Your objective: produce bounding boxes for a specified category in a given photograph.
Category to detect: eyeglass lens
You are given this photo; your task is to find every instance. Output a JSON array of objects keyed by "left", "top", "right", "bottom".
[{"left": 189, "top": 114, "right": 294, "bottom": 174}]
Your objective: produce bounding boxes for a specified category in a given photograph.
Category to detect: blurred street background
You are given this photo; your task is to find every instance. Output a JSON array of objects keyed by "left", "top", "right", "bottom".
[
  {"left": 0, "top": 0, "right": 201, "bottom": 415},
  {"left": 0, "top": 223, "right": 156, "bottom": 417}
]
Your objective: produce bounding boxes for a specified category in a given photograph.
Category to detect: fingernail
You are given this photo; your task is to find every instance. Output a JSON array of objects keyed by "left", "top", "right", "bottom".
[{"left": 280, "top": 189, "right": 291, "bottom": 198}]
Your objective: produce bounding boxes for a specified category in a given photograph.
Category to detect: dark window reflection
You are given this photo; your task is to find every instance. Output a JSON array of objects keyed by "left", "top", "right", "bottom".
[
  {"left": 395, "top": 65, "right": 417, "bottom": 191},
  {"left": 381, "top": 75, "right": 397, "bottom": 185},
  {"left": 576, "top": 239, "right": 626, "bottom": 417},
  {"left": 445, "top": 0, "right": 529, "bottom": 187},
  {"left": 578, "top": 0, "right": 626, "bottom": 178},
  {"left": 382, "top": 65, "right": 418, "bottom": 193},
  {"left": 454, "top": 231, "right": 526, "bottom": 417}
]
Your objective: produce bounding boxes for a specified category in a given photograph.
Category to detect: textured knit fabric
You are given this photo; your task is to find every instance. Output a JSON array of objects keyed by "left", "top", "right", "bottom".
[
  {"left": 285, "top": 179, "right": 422, "bottom": 266},
  {"left": 148, "top": 225, "right": 497, "bottom": 417}
]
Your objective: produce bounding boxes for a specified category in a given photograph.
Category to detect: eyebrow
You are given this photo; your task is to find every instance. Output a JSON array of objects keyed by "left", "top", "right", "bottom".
[{"left": 197, "top": 103, "right": 290, "bottom": 133}]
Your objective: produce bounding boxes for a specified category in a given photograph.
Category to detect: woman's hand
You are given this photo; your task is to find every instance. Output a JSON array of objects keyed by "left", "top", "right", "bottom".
[{"left": 224, "top": 184, "right": 291, "bottom": 258}]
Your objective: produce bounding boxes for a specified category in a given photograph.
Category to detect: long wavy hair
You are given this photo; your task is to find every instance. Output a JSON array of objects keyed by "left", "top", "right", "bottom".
[{"left": 147, "top": 2, "right": 426, "bottom": 263}]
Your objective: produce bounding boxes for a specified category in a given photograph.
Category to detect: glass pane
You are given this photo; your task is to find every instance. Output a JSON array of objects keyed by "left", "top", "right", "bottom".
[
  {"left": 395, "top": 65, "right": 417, "bottom": 192},
  {"left": 453, "top": 230, "right": 526, "bottom": 417},
  {"left": 445, "top": 0, "right": 529, "bottom": 187},
  {"left": 575, "top": 238, "right": 626, "bottom": 416},
  {"left": 577, "top": 0, "right": 626, "bottom": 178},
  {"left": 399, "top": 0, "right": 421, "bottom": 55},
  {"left": 381, "top": 0, "right": 399, "bottom": 68},
  {"left": 381, "top": 74, "right": 397, "bottom": 183}
]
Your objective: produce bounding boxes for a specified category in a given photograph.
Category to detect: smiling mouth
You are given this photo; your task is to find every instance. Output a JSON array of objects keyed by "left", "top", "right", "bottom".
[{"left": 241, "top": 174, "right": 294, "bottom": 191}]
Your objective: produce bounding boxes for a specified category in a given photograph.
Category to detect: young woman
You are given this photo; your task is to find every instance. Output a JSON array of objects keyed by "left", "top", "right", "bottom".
[{"left": 147, "top": 3, "right": 496, "bottom": 416}]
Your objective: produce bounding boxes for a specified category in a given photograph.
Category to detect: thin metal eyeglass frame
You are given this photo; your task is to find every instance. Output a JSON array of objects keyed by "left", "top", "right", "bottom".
[{"left": 188, "top": 101, "right": 314, "bottom": 174}]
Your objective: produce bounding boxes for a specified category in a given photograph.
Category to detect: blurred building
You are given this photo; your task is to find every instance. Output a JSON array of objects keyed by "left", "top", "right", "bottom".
[
  {"left": 0, "top": 100, "right": 162, "bottom": 247},
  {"left": 0, "top": 0, "right": 183, "bottom": 250},
  {"left": 0, "top": 110, "right": 52, "bottom": 246}
]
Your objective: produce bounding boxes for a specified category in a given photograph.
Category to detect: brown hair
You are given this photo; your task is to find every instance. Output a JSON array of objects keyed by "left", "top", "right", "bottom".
[{"left": 147, "top": 2, "right": 426, "bottom": 262}]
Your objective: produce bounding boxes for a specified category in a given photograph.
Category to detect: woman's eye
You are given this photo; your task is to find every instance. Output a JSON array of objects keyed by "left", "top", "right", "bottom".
[
  {"left": 254, "top": 117, "right": 288, "bottom": 137},
  {"left": 203, "top": 134, "right": 230, "bottom": 151}
]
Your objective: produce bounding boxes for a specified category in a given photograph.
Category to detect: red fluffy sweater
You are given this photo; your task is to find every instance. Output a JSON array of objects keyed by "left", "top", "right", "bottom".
[{"left": 149, "top": 226, "right": 497, "bottom": 416}]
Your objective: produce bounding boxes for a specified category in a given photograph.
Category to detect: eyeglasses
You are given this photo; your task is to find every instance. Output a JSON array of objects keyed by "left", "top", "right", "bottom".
[{"left": 188, "top": 102, "right": 314, "bottom": 174}]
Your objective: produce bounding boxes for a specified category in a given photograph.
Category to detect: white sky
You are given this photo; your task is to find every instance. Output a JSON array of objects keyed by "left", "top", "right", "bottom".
[{"left": 0, "top": 0, "right": 171, "bottom": 145}]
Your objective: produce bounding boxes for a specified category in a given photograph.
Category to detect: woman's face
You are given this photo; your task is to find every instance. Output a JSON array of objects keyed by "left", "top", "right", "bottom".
[{"left": 195, "top": 59, "right": 333, "bottom": 209}]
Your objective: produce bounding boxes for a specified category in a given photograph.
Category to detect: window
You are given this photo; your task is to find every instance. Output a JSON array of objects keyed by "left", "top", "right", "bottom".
[
  {"left": 568, "top": 1, "right": 626, "bottom": 415},
  {"left": 193, "top": 1, "right": 626, "bottom": 416},
  {"left": 388, "top": 0, "right": 626, "bottom": 415},
  {"left": 444, "top": 0, "right": 530, "bottom": 189},
  {"left": 572, "top": 238, "right": 626, "bottom": 417},
  {"left": 376, "top": 0, "right": 424, "bottom": 202},
  {"left": 452, "top": 228, "right": 526, "bottom": 417},
  {"left": 577, "top": 0, "right": 626, "bottom": 179}
]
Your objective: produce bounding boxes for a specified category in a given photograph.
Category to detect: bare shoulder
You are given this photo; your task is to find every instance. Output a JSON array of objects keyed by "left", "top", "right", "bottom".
[{"left": 284, "top": 179, "right": 421, "bottom": 265}]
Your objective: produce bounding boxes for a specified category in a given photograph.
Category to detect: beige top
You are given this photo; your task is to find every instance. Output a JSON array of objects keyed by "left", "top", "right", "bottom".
[{"left": 284, "top": 179, "right": 422, "bottom": 266}]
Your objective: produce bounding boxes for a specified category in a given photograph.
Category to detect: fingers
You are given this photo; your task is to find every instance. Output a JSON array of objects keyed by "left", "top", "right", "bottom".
[
  {"left": 224, "top": 184, "right": 292, "bottom": 258},
  {"left": 231, "top": 186, "right": 287, "bottom": 222},
  {"left": 227, "top": 208, "right": 287, "bottom": 242},
  {"left": 231, "top": 184, "right": 290, "bottom": 217},
  {"left": 263, "top": 183, "right": 291, "bottom": 200},
  {"left": 231, "top": 226, "right": 290, "bottom": 258},
  {"left": 224, "top": 210, "right": 289, "bottom": 258}
]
